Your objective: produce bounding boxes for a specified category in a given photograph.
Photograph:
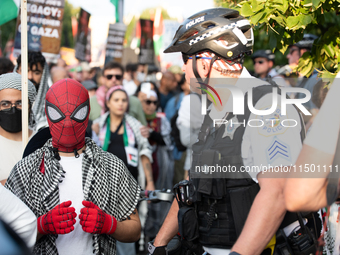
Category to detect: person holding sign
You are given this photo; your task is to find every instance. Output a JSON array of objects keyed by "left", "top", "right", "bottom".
[{"left": 0, "top": 73, "right": 36, "bottom": 185}]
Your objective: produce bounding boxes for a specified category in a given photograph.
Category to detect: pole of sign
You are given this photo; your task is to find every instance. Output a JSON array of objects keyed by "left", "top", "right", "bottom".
[{"left": 21, "top": 0, "right": 29, "bottom": 151}]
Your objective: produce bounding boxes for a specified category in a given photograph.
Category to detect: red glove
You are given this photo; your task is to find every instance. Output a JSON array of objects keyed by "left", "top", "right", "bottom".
[
  {"left": 79, "top": 201, "right": 117, "bottom": 235},
  {"left": 37, "top": 201, "right": 77, "bottom": 235}
]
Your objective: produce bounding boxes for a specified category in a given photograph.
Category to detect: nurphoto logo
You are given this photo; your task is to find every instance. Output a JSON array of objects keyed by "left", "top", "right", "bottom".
[{"left": 198, "top": 82, "right": 311, "bottom": 117}]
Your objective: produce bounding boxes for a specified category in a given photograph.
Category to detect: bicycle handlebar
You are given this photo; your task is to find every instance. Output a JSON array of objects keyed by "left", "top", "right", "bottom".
[{"left": 139, "top": 189, "right": 174, "bottom": 203}]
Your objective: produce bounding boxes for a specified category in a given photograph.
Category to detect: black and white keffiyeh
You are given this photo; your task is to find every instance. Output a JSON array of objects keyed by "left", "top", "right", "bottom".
[
  {"left": 14, "top": 62, "right": 51, "bottom": 129},
  {"left": 31, "top": 63, "right": 50, "bottom": 129},
  {"left": 5, "top": 138, "right": 140, "bottom": 255}
]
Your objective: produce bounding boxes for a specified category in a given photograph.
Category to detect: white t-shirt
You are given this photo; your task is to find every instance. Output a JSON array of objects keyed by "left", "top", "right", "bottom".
[
  {"left": 0, "top": 184, "right": 37, "bottom": 248},
  {"left": 55, "top": 154, "right": 93, "bottom": 255},
  {"left": 0, "top": 132, "right": 34, "bottom": 181}
]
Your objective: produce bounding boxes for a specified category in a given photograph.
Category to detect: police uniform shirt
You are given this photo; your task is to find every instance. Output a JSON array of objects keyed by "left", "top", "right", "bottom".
[
  {"left": 242, "top": 92, "right": 302, "bottom": 181},
  {"left": 204, "top": 69, "right": 303, "bottom": 255},
  {"left": 209, "top": 68, "right": 303, "bottom": 181}
]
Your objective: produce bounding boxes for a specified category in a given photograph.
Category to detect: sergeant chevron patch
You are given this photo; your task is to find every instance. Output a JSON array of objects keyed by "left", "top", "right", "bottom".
[{"left": 266, "top": 136, "right": 291, "bottom": 163}]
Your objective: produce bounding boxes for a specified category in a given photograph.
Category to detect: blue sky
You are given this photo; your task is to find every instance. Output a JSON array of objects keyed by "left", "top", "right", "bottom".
[{"left": 67, "top": 0, "right": 215, "bottom": 20}]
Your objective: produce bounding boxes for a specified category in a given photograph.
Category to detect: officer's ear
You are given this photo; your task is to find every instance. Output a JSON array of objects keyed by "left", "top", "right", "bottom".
[{"left": 200, "top": 60, "right": 210, "bottom": 77}]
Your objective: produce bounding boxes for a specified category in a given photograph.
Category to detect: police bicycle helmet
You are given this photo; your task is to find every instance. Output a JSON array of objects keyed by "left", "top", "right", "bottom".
[
  {"left": 290, "top": 34, "right": 318, "bottom": 51},
  {"left": 251, "top": 49, "right": 275, "bottom": 63},
  {"left": 164, "top": 8, "right": 253, "bottom": 83}
]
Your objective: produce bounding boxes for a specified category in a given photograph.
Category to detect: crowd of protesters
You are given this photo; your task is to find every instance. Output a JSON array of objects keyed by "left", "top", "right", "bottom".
[{"left": 0, "top": 27, "right": 338, "bottom": 254}]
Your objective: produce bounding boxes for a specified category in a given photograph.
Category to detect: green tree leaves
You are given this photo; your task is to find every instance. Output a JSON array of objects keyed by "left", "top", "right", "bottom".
[
  {"left": 217, "top": 0, "right": 340, "bottom": 78},
  {"left": 241, "top": 2, "right": 253, "bottom": 16}
]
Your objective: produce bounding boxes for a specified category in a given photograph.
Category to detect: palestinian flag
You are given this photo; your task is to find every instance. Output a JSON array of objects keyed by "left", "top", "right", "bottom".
[
  {"left": 0, "top": 0, "right": 19, "bottom": 26},
  {"left": 110, "top": 0, "right": 124, "bottom": 23}
]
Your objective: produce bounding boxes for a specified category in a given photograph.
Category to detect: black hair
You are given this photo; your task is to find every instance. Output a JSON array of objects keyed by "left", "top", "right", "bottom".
[
  {"left": 103, "top": 62, "right": 124, "bottom": 76},
  {"left": 17, "top": 51, "right": 46, "bottom": 70},
  {"left": 126, "top": 63, "right": 138, "bottom": 73},
  {"left": 49, "top": 62, "right": 57, "bottom": 72},
  {"left": 0, "top": 58, "right": 15, "bottom": 75}
]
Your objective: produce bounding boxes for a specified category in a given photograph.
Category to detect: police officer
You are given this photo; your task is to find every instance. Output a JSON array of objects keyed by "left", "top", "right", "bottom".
[
  {"left": 286, "top": 34, "right": 318, "bottom": 71},
  {"left": 252, "top": 49, "right": 287, "bottom": 88},
  {"left": 252, "top": 50, "right": 276, "bottom": 79},
  {"left": 283, "top": 34, "right": 319, "bottom": 123},
  {"left": 277, "top": 34, "right": 318, "bottom": 78},
  {"left": 148, "top": 8, "right": 319, "bottom": 255}
]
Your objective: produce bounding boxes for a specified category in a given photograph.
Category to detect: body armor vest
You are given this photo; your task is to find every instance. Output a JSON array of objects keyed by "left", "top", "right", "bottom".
[{"left": 189, "top": 84, "right": 306, "bottom": 249}]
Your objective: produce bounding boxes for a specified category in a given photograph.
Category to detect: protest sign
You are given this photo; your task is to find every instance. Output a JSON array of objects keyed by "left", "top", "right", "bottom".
[
  {"left": 160, "top": 20, "right": 182, "bottom": 68},
  {"left": 13, "top": 0, "right": 65, "bottom": 63},
  {"left": 139, "top": 19, "right": 154, "bottom": 65},
  {"left": 104, "top": 23, "right": 126, "bottom": 64},
  {"left": 75, "top": 8, "right": 91, "bottom": 61}
]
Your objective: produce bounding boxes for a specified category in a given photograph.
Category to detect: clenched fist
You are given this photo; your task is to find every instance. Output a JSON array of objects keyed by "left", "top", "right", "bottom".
[
  {"left": 79, "top": 201, "right": 117, "bottom": 235},
  {"left": 37, "top": 201, "right": 77, "bottom": 235}
]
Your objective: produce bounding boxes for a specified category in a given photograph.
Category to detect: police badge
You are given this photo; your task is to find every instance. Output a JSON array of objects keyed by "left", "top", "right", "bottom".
[{"left": 222, "top": 115, "right": 242, "bottom": 140}]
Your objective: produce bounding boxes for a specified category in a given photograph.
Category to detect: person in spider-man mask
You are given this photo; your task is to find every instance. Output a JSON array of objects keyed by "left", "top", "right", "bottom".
[{"left": 5, "top": 79, "right": 142, "bottom": 255}]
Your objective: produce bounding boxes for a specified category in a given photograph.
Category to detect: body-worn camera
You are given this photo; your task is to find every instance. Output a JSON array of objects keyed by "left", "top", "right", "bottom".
[{"left": 173, "top": 180, "right": 194, "bottom": 207}]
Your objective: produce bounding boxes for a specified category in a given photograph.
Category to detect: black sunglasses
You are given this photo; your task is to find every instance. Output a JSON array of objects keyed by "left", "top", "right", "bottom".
[
  {"left": 105, "top": 74, "right": 123, "bottom": 80},
  {"left": 145, "top": 100, "right": 158, "bottom": 106}
]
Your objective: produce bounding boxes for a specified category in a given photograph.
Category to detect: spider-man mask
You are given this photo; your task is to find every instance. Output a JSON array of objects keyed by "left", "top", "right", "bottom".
[{"left": 45, "top": 79, "right": 90, "bottom": 153}]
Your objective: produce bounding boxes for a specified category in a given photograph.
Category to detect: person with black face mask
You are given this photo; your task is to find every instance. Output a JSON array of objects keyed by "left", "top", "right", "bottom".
[{"left": 0, "top": 73, "right": 36, "bottom": 185}]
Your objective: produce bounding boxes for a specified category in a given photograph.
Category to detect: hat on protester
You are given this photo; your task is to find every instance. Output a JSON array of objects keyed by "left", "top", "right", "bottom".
[
  {"left": 0, "top": 72, "right": 36, "bottom": 105},
  {"left": 168, "top": 65, "right": 183, "bottom": 74},
  {"left": 82, "top": 80, "right": 98, "bottom": 91},
  {"left": 105, "top": 85, "right": 128, "bottom": 102},
  {"left": 0, "top": 72, "right": 37, "bottom": 128}
]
